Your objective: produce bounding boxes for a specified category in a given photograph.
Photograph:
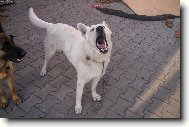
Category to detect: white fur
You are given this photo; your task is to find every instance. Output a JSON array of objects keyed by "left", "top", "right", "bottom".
[{"left": 29, "top": 8, "right": 112, "bottom": 114}]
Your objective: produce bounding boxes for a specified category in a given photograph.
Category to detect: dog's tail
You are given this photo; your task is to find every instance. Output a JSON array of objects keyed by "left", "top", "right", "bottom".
[{"left": 29, "top": 7, "right": 53, "bottom": 29}]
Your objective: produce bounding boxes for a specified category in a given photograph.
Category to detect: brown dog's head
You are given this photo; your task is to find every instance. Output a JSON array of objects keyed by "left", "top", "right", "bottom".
[{"left": 0, "top": 24, "right": 27, "bottom": 63}]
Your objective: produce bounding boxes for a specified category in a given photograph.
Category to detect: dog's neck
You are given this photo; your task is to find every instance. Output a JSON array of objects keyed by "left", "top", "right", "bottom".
[
  {"left": 83, "top": 41, "right": 110, "bottom": 63},
  {"left": 0, "top": 58, "right": 8, "bottom": 70}
]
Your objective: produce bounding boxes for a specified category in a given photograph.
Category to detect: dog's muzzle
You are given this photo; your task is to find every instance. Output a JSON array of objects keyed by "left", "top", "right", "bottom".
[
  {"left": 5, "top": 46, "right": 27, "bottom": 63},
  {"left": 96, "top": 26, "right": 108, "bottom": 54}
]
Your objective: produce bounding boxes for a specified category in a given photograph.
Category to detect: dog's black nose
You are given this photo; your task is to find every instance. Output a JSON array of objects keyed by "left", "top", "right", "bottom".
[
  {"left": 19, "top": 49, "right": 27, "bottom": 58},
  {"left": 20, "top": 49, "right": 27, "bottom": 57},
  {"left": 96, "top": 26, "right": 104, "bottom": 33}
]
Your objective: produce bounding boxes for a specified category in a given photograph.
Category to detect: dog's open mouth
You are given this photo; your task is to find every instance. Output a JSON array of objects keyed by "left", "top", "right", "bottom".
[{"left": 96, "top": 35, "right": 108, "bottom": 54}]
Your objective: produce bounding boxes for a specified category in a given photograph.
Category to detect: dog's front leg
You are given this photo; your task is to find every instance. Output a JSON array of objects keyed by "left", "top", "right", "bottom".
[
  {"left": 91, "top": 76, "right": 101, "bottom": 101},
  {"left": 6, "top": 76, "right": 21, "bottom": 105},
  {"left": 75, "top": 78, "right": 86, "bottom": 114},
  {"left": 0, "top": 81, "right": 8, "bottom": 109}
]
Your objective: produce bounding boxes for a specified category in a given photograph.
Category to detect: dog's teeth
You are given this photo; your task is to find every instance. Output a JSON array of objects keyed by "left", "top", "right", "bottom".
[
  {"left": 101, "top": 49, "right": 104, "bottom": 52},
  {"left": 97, "top": 43, "right": 99, "bottom": 46}
]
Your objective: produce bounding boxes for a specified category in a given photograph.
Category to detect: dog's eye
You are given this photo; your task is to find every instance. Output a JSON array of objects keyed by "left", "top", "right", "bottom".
[{"left": 90, "top": 28, "right": 94, "bottom": 32}]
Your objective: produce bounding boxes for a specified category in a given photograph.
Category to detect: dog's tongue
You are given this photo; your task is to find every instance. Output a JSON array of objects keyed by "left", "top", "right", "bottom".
[
  {"left": 98, "top": 39, "right": 106, "bottom": 49},
  {"left": 99, "top": 43, "right": 106, "bottom": 49}
]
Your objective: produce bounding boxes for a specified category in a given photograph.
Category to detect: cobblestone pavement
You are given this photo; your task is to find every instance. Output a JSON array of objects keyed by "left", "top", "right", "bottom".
[{"left": 0, "top": 0, "right": 180, "bottom": 118}]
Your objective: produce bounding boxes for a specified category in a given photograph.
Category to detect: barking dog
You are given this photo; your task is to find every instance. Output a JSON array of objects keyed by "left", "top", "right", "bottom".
[
  {"left": 0, "top": 23, "right": 27, "bottom": 108},
  {"left": 29, "top": 8, "right": 112, "bottom": 114}
]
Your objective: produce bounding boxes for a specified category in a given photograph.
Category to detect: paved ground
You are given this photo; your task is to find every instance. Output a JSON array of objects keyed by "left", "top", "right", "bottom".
[{"left": 0, "top": 0, "right": 180, "bottom": 118}]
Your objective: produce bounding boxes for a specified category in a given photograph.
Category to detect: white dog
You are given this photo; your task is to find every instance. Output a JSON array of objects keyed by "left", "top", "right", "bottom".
[{"left": 29, "top": 8, "right": 112, "bottom": 114}]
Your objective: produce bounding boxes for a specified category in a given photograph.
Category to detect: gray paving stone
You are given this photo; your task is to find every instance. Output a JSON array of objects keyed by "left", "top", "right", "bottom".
[
  {"left": 120, "top": 87, "right": 140, "bottom": 103},
  {"left": 109, "top": 68, "right": 126, "bottom": 80},
  {"left": 15, "top": 65, "right": 36, "bottom": 77},
  {"left": 24, "top": 106, "right": 46, "bottom": 118},
  {"left": 15, "top": 73, "right": 38, "bottom": 88},
  {"left": 50, "top": 84, "right": 74, "bottom": 101},
  {"left": 7, "top": 106, "right": 26, "bottom": 118},
  {"left": 47, "top": 65, "right": 65, "bottom": 78},
  {"left": 65, "top": 108, "right": 85, "bottom": 118},
  {"left": 124, "top": 110, "right": 143, "bottom": 118},
  {"left": 19, "top": 94, "right": 43, "bottom": 113},
  {"left": 145, "top": 98, "right": 170, "bottom": 117},
  {"left": 105, "top": 110, "right": 122, "bottom": 118},
  {"left": 129, "top": 78, "right": 148, "bottom": 91},
  {"left": 35, "top": 95, "right": 61, "bottom": 114},
  {"left": 34, "top": 84, "right": 57, "bottom": 100},
  {"left": 154, "top": 88, "right": 173, "bottom": 103},
  {"left": 104, "top": 86, "right": 123, "bottom": 102},
  {"left": 85, "top": 109, "right": 105, "bottom": 118},
  {"left": 53, "top": 95, "right": 75, "bottom": 115},
  {"left": 45, "top": 107, "right": 66, "bottom": 118},
  {"left": 144, "top": 110, "right": 161, "bottom": 118},
  {"left": 112, "top": 76, "right": 132, "bottom": 90},
  {"left": 92, "top": 98, "right": 114, "bottom": 116},
  {"left": 48, "top": 74, "right": 70, "bottom": 88},
  {"left": 29, "top": 57, "right": 44, "bottom": 69},
  {"left": 4, "top": 99, "right": 15, "bottom": 113},
  {"left": 0, "top": 109, "right": 8, "bottom": 118},
  {"left": 32, "top": 75, "right": 54, "bottom": 88},
  {"left": 109, "top": 97, "right": 132, "bottom": 117},
  {"left": 18, "top": 82, "right": 40, "bottom": 100},
  {"left": 128, "top": 97, "right": 151, "bottom": 117}
]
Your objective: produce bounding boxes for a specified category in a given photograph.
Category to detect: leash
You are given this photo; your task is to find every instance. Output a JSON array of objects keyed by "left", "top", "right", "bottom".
[{"left": 95, "top": 7, "right": 180, "bottom": 21}]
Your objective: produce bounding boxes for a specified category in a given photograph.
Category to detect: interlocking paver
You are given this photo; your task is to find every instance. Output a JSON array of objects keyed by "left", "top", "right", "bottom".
[
  {"left": 18, "top": 82, "right": 40, "bottom": 100},
  {"left": 19, "top": 94, "right": 43, "bottom": 113},
  {"left": 105, "top": 110, "right": 122, "bottom": 118},
  {"left": 124, "top": 110, "right": 143, "bottom": 118},
  {"left": 104, "top": 86, "right": 123, "bottom": 102},
  {"left": 7, "top": 106, "right": 26, "bottom": 118},
  {"left": 50, "top": 84, "right": 74, "bottom": 101},
  {"left": 109, "top": 97, "right": 132, "bottom": 117},
  {"left": 144, "top": 110, "right": 161, "bottom": 118},
  {"left": 48, "top": 74, "right": 70, "bottom": 88},
  {"left": 120, "top": 87, "right": 141, "bottom": 103},
  {"left": 45, "top": 107, "right": 66, "bottom": 118},
  {"left": 128, "top": 97, "right": 151, "bottom": 117},
  {"left": 34, "top": 84, "right": 57, "bottom": 100},
  {"left": 0, "top": 0, "right": 180, "bottom": 118},
  {"left": 112, "top": 76, "right": 132, "bottom": 90},
  {"left": 24, "top": 106, "right": 46, "bottom": 118},
  {"left": 32, "top": 75, "right": 53, "bottom": 88},
  {"left": 35, "top": 95, "right": 61, "bottom": 114}
]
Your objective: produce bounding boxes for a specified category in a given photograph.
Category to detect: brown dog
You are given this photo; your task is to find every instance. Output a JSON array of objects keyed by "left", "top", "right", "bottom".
[{"left": 0, "top": 23, "right": 26, "bottom": 109}]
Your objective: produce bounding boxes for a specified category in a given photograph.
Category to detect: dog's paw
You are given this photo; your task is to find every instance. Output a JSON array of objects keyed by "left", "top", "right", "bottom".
[
  {"left": 75, "top": 105, "right": 82, "bottom": 114},
  {"left": 92, "top": 93, "right": 101, "bottom": 102},
  {"left": 0, "top": 102, "right": 8, "bottom": 109},
  {"left": 40, "top": 70, "right": 46, "bottom": 76},
  {"left": 13, "top": 97, "right": 22, "bottom": 105}
]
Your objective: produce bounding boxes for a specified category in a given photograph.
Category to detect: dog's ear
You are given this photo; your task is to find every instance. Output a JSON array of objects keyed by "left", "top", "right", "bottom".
[
  {"left": 102, "top": 21, "right": 108, "bottom": 27},
  {"left": 77, "top": 23, "right": 89, "bottom": 35}
]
